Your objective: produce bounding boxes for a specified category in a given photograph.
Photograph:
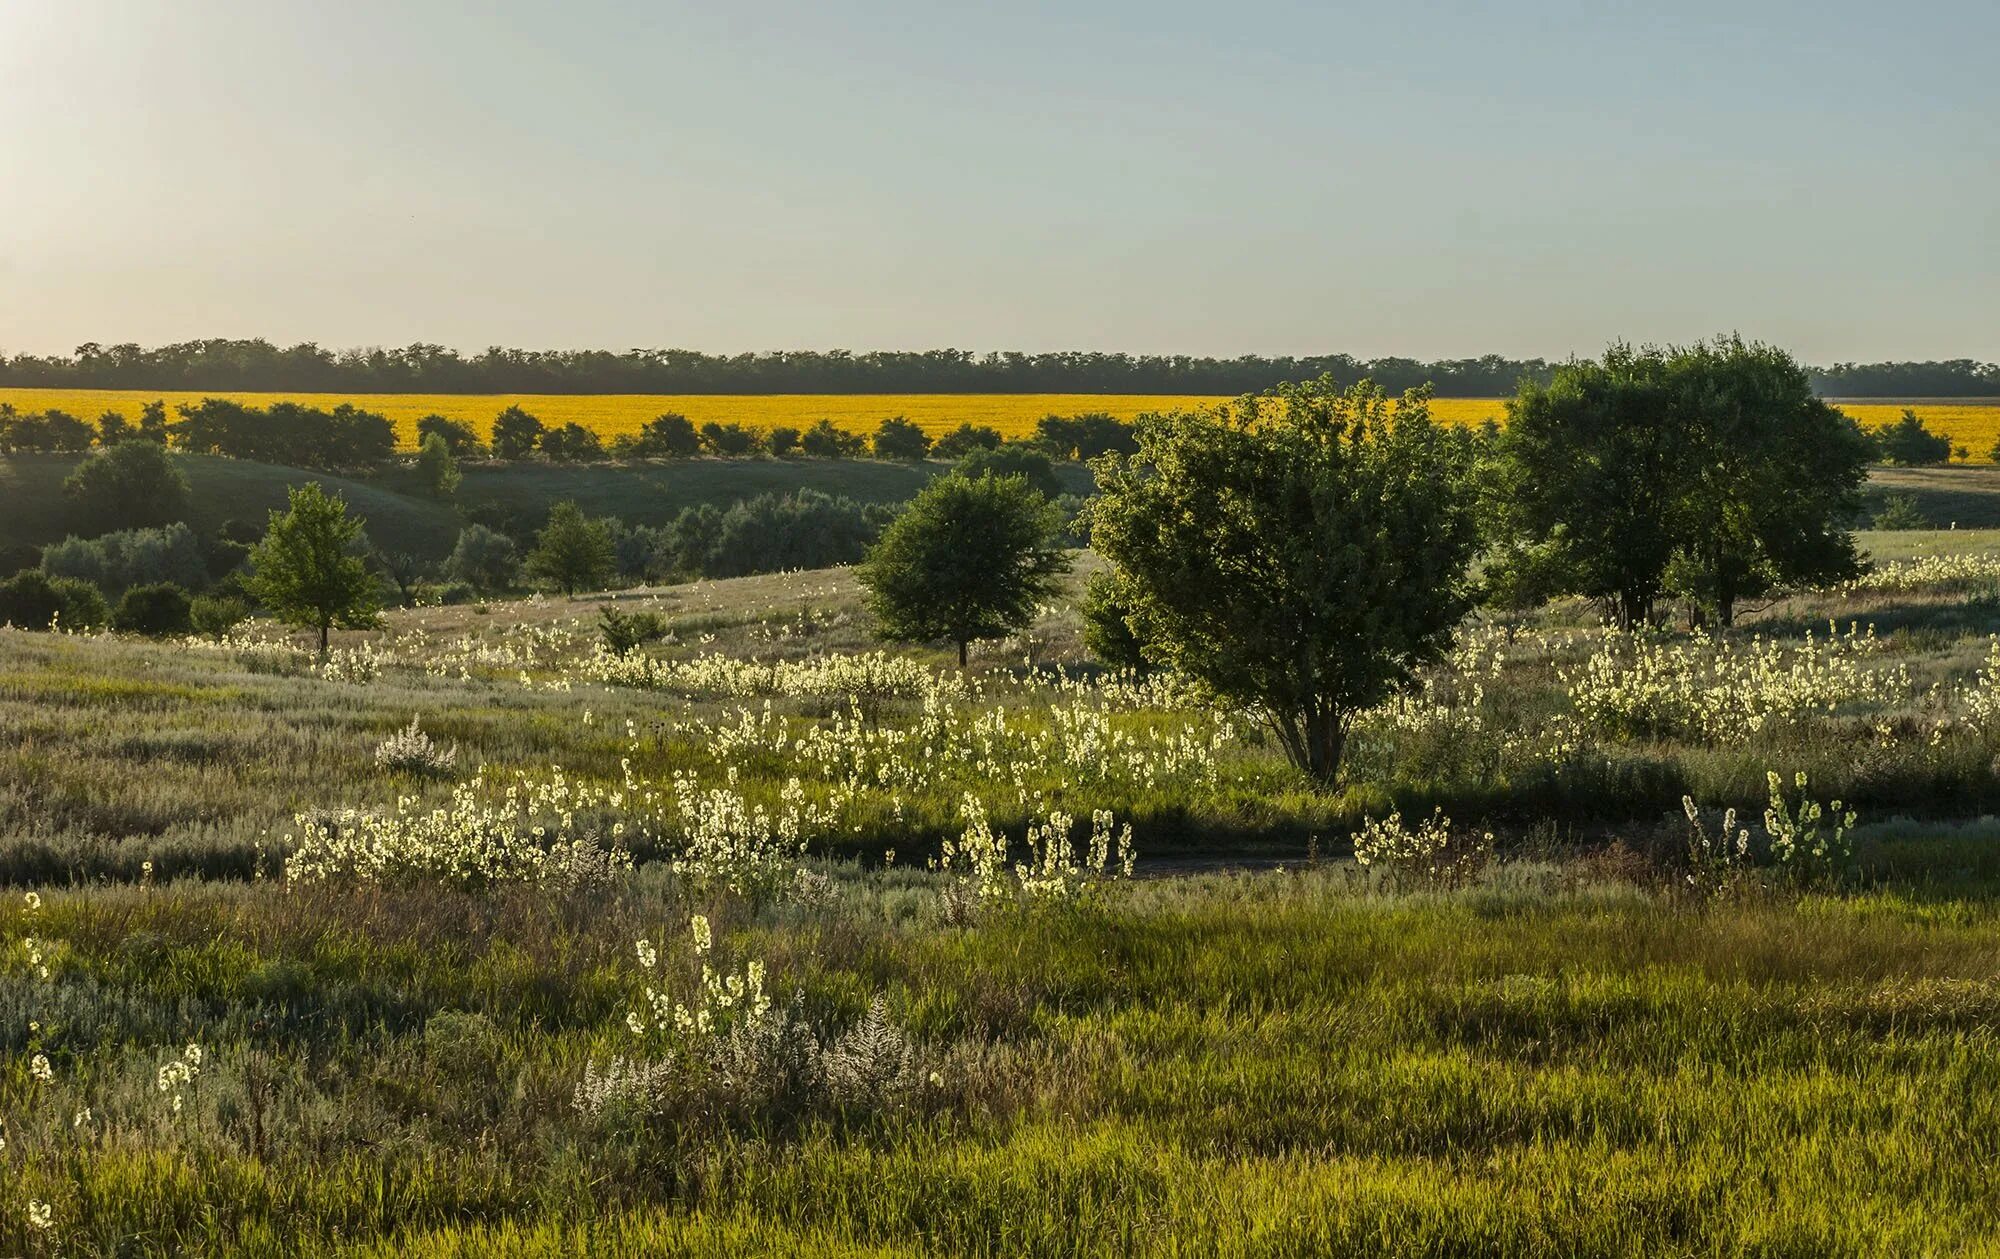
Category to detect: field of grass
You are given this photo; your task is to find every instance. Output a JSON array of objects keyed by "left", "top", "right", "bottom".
[{"left": 16, "top": 511, "right": 2000, "bottom": 1250}]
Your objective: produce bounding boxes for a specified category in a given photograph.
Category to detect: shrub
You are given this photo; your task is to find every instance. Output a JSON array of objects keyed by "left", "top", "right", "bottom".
[
  {"left": 444, "top": 525, "right": 519, "bottom": 595},
  {"left": 600, "top": 606, "right": 671, "bottom": 655},
  {"left": 415, "top": 415, "right": 485, "bottom": 456},
  {"left": 956, "top": 444, "right": 1064, "bottom": 500},
  {"left": 0, "top": 571, "right": 64, "bottom": 629},
  {"left": 48, "top": 577, "right": 109, "bottom": 631},
  {"left": 1080, "top": 570, "right": 1147, "bottom": 669},
  {"left": 1874, "top": 410, "right": 1952, "bottom": 466},
  {"left": 932, "top": 424, "right": 1002, "bottom": 460},
  {"left": 62, "top": 440, "right": 192, "bottom": 531},
  {"left": 636, "top": 413, "right": 701, "bottom": 459},
  {"left": 374, "top": 716, "right": 459, "bottom": 778},
  {"left": 112, "top": 583, "right": 195, "bottom": 637},
  {"left": 415, "top": 432, "right": 461, "bottom": 497},
  {"left": 801, "top": 419, "right": 866, "bottom": 458},
  {"left": 1871, "top": 494, "right": 1928, "bottom": 530},
  {"left": 490, "top": 406, "right": 545, "bottom": 460},
  {"left": 872, "top": 417, "right": 932, "bottom": 461},
  {"left": 700, "top": 422, "right": 762, "bottom": 457},
  {"left": 766, "top": 425, "right": 802, "bottom": 457},
  {"left": 40, "top": 522, "right": 207, "bottom": 598},
  {"left": 190, "top": 594, "right": 250, "bottom": 637},
  {"left": 1035, "top": 412, "right": 1137, "bottom": 460},
  {"left": 540, "top": 422, "right": 605, "bottom": 462}
]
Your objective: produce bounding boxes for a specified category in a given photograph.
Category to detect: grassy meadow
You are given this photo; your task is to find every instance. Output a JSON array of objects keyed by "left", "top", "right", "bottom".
[{"left": 16, "top": 486, "right": 2000, "bottom": 1249}]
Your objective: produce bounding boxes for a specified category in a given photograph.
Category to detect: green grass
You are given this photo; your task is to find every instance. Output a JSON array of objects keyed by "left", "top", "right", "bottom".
[
  {"left": 1862, "top": 465, "right": 2000, "bottom": 529},
  {"left": 9, "top": 869, "right": 2000, "bottom": 1255}
]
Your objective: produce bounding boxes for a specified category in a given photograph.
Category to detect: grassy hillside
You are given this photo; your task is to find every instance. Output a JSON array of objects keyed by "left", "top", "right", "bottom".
[
  {"left": 0, "top": 454, "right": 1094, "bottom": 560},
  {"left": 1864, "top": 465, "right": 2000, "bottom": 529},
  {"left": 0, "top": 452, "right": 462, "bottom": 558}
]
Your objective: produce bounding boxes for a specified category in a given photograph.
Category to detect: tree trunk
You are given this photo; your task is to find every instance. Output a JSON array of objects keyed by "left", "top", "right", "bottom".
[
  {"left": 957, "top": 639, "right": 968, "bottom": 669},
  {"left": 318, "top": 621, "right": 330, "bottom": 658},
  {"left": 1302, "top": 710, "right": 1347, "bottom": 785}
]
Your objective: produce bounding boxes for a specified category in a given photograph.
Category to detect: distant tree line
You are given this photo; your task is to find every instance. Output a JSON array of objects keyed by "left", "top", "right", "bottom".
[{"left": 0, "top": 339, "right": 1991, "bottom": 396}]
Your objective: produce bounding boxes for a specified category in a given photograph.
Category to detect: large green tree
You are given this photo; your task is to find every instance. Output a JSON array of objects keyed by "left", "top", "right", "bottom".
[
  {"left": 859, "top": 471, "right": 1067, "bottom": 667},
  {"left": 62, "top": 439, "right": 191, "bottom": 531},
  {"left": 1090, "top": 377, "right": 1479, "bottom": 785},
  {"left": 1496, "top": 338, "right": 1871, "bottom": 628},
  {"left": 1664, "top": 337, "right": 1870, "bottom": 625},
  {"left": 1493, "top": 344, "right": 1684, "bottom": 629},
  {"left": 246, "top": 483, "right": 382, "bottom": 655},
  {"left": 525, "top": 501, "right": 615, "bottom": 596}
]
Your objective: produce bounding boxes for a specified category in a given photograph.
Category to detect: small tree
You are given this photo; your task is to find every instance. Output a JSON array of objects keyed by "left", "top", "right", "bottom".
[
  {"left": 112, "top": 583, "right": 194, "bottom": 637},
  {"left": 1091, "top": 378, "right": 1478, "bottom": 784},
  {"left": 801, "top": 419, "right": 865, "bottom": 458},
  {"left": 490, "top": 406, "right": 545, "bottom": 460},
  {"left": 933, "top": 423, "right": 1002, "bottom": 460},
  {"left": 1874, "top": 410, "right": 1952, "bottom": 466},
  {"left": 699, "top": 422, "right": 762, "bottom": 457},
  {"left": 414, "top": 432, "right": 461, "bottom": 498},
  {"left": 636, "top": 413, "right": 701, "bottom": 458},
  {"left": 62, "top": 440, "right": 191, "bottom": 531},
  {"left": 539, "top": 422, "right": 604, "bottom": 462},
  {"left": 525, "top": 501, "right": 615, "bottom": 596},
  {"left": 444, "top": 525, "right": 518, "bottom": 595},
  {"left": 415, "top": 415, "right": 484, "bottom": 456},
  {"left": 766, "top": 425, "right": 802, "bottom": 457},
  {"left": 872, "top": 416, "right": 932, "bottom": 461},
  {"left": 957, "top": 445, "right": 1063, "bottom": 500},
  {"left": 860, "top": 472, "right": 1067, "bottom": 667},
  {"left": 246, "top": 483, "right": 382, "bottom": 655}
]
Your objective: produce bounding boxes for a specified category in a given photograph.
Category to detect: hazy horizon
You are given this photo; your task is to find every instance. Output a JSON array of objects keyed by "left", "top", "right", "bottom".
[{"left": 3, "top": 1, "right": 1994, "bottom": 362}]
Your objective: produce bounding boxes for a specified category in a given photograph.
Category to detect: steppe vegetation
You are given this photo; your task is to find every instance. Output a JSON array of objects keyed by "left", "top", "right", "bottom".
[{"left": 8, "top": 339, "right": 2000, "bottom": 1253}]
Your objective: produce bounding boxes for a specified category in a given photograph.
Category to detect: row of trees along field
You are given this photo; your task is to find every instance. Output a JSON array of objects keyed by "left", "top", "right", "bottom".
[
  {"left": 0, "top": 398, "right": 1138, "bottom": 475},
  {"left": 0, "top": 335, "right": 1927, "bottom": 789},
  {"left": 1, "top": 337, "right": 1995, "bottom": 394}
]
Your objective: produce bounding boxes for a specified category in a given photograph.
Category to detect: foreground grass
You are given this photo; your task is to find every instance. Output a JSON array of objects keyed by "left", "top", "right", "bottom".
[{"left": 6, "top": 866, "right": 2000, "bottom": 1255}]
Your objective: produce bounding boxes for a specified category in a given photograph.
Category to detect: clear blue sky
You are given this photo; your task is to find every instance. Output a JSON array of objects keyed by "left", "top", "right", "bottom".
[{"left": 1, "top": 0, "right": 1993, "bottom": 361}]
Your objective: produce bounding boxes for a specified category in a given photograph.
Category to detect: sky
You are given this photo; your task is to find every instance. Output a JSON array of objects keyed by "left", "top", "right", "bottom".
[{"left": 0, "top": 0, "right": 1994, "bottom": 363}]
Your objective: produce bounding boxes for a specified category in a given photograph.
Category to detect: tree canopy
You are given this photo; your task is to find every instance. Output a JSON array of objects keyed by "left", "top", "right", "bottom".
[
  {"left": 246, "top": 483, "right": 382, "bottom": 655},
  {"left": 1089, "top": 377, "right": 1480, "bottom": 784},
  {"left": 859, "top": 471, "right": 1067, "bottom": 667}
]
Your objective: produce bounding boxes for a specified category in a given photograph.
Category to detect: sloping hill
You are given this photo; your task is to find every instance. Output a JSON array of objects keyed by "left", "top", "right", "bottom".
[
  {"left": 0, "top": 453, "right": 464, "bottom": 557},
  {"left": 0, "top": 454, "right": 1096, "bottom": 561},
  {"left": 1865, "top": 466, "right": 2000, "bottom": 530}
]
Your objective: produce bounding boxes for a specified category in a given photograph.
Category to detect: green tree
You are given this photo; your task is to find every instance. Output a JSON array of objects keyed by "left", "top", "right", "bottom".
[
  {"left": 800, "top": 419, "right": 866, "bottom": 458},
  {"left": 932, "top": 423, "right": 1003, "bottom": 460},
  {"left": 1662, "top": 337, "right": 1870, "bottom": 625},
  {"left": 957, "top": 444, "right": 1063, "bottom": 500},
  {"left": 859, "top": 472, "right": 1067, "bottom": 667},
  {"left": 1494, "top": 344, "right": 1685, "bottom": 628},
  {"left": 62, "top": 440, "right": 192, "bottom": 531},
  {"left": 766, "top": 425, "right": 802, "bottom": 457},
  {"left": 539, "top": 422, "right": 604, "bottom": 462},
  {"left": 415, "top": 414, "right": 485, "bottom": 456},
  {"left": 490, "top": 406, "right": 545, "bottom": 460},
  {"left": 1090, "top": 378, "right": 1478, "bottom": 785},
  {"left": 636, "top": 413, "right": 701, "bottom": 458},
  {"left": 246, "top": 483, "right": 382, "bottom": 655},
  {"left": 871, "top": 416, "right": 932, "bottom": 460},
  {"left": 699, "top": 422, "right": 762, "bottom": 456},
  {"left": 444, "top": 525, "right": 519, "bottom": 595},
  {"left": 111, "top": 583, "right": 194, "bottom": 637},
  {"left": 1874, "top": 409, "right": 1952, "bottom": 466},
  {"left": 525, "top": 501, "right": 615, "bottom": 596},
  {"left": 414, "top": 431, "right": 461, "bottom": 498}
]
